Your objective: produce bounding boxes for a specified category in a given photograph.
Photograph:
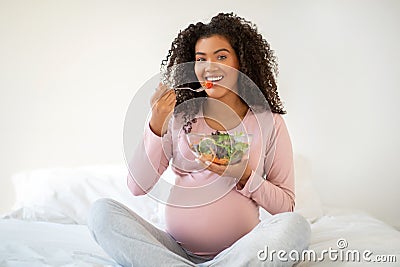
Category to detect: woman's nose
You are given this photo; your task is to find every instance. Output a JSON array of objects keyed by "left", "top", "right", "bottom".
[{"left": 204, "top": 61, "right": 219, "bottom": 72}]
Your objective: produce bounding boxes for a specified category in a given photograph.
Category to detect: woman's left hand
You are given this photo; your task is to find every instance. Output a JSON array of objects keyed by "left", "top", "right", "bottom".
[{"left": 196, "top": 156, "right": 252, "bottom": 190}]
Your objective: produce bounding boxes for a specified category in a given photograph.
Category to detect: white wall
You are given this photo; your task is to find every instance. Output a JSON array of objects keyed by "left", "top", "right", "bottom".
[{"left": 1, "top": 0, "right": 399, "bottom": 227}]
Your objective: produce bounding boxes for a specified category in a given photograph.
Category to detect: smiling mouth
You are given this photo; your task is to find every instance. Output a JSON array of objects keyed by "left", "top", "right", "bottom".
[{"left": 205, "top": 76, "right": 223, "bottom": 82}]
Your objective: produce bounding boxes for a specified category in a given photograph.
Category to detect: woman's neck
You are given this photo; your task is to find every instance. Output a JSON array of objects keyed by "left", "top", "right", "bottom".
[{"left": 203, "top": 96, "right": 249, "bottom": 131}]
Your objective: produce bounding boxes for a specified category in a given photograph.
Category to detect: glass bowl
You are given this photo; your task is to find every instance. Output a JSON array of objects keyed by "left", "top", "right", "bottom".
[{"left": 186, "top": 132, "right": 252, "bottom": 165}]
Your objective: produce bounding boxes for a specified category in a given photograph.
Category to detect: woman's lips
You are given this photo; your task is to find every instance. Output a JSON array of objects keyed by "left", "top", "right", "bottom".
[{"left": 203, "top": 76, "right": 224, "bottom": 89}]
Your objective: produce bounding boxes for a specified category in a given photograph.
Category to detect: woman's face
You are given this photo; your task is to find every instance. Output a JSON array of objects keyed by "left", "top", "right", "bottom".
[{"left": 194, "top": 35, "right": 240, "bottom": 100}]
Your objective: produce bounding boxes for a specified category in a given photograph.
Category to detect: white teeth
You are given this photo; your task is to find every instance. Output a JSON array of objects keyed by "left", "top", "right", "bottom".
[{"left": 206, "top": 76, "right": 223, "bottom": 82}]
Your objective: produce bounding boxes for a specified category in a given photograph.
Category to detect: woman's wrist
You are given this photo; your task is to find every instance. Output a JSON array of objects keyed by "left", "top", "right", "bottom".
[
  {"left": 149, "top": 114, "right": 170, "bottom": 137},
  {"left": 237, "top": 168, "right": 252, "bottom": 190},
  {"left": 149, "top": 118, "right": 163, "bottom": 137}
]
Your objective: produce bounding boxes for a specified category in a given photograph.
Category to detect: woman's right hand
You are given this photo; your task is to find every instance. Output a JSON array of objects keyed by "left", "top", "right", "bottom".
[{"left": 149, "top": 83, "right": 176, "bottom": 136}]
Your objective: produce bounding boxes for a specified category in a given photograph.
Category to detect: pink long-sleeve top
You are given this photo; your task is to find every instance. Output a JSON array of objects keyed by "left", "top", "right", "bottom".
[{"left": 127, "top": 108, "right": 295, "bottom": 257}]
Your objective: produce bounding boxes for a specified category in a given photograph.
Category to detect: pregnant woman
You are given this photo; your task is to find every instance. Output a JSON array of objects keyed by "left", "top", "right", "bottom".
[{"left": 88, "top": 12, "right": 311, "bottom": 267}]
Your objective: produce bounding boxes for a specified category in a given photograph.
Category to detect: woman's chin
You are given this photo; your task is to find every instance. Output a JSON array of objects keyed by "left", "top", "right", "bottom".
[{"left": 205, "top": 85, "right": 231, "bottom": 98}]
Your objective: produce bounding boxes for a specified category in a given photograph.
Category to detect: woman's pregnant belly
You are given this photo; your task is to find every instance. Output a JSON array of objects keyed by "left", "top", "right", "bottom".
[{"left": 165, "top": 189, "right": 260, "bottom": 257}]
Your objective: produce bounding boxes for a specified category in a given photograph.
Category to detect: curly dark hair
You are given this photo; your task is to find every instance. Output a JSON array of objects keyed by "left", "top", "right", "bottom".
[{"left": 161, "top": 12, "right": 286, "bottom": 131}]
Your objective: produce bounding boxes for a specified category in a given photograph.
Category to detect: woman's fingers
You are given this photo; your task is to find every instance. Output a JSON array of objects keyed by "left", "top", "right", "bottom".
[
  {"left": 149, "top": 84, "right": 175, "bottom": 136},
  {"left": 150, "top": 84, "right": 176, "bottom": 113},
  {"left": 158, "top": 91, "right": 176, "bottom": 112},
  {"left": 197, "top": 156, "right": 226, "bottom": 175},
  {"left": 164, "top": 89, "right": 176, "bottom": 105},
  {"left": 196, "top": 155, "right": 248, "bottom": 179},
  {"left": 151, "top": 83, "right": 172, "bottom": 107}
]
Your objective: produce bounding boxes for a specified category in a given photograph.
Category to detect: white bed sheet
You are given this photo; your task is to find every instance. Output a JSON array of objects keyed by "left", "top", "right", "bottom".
[
  {"left": 1, "top": 209, "right": 399, "bottom": 267},
  {"left": 0, "top": 219, "right": 117, "bottom": 267},
  {"left": 298, "top": 208, "right": 400, "bottom": 267},
  {"left": 1, "top": 163, "right": 398, "bottom": 266}
]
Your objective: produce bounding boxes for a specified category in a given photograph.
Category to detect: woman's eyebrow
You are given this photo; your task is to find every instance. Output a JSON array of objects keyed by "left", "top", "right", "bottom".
[
  {"left": 195, "top": 48, "right": 231, "bottom": 55},
  {"left": 213, "top": 48, "right": 230, "bottom": 54}
]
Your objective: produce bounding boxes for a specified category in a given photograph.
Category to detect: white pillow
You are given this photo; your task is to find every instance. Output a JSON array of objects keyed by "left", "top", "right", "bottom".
[
  {"left": 293, "top": 154, "right": 324, "bottom": 222},
  {"left": 3, "top": 164, "right": 162, "bottom": 226}
]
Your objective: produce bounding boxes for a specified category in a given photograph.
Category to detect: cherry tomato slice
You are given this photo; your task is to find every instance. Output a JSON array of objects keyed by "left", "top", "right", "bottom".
[{"left": 204, "top": 81, "right": 213, "bottom": 89}]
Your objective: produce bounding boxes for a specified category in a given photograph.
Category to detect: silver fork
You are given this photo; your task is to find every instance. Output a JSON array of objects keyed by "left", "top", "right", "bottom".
[{"left": 175, "top": 87, "right": 205, "bottom": 92}]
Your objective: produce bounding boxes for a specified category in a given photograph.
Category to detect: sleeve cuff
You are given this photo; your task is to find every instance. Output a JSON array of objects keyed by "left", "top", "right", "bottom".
[{"left": 236, "top": 171, "right": 265, "bottom": 198}]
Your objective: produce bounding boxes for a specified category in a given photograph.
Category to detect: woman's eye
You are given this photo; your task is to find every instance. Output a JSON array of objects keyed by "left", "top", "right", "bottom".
[
  {"left": 196, "top": 58, "right": 205, "bottom": 62},
  {"left": 218, "top": 55, "right": 227, "bottom": 60}
]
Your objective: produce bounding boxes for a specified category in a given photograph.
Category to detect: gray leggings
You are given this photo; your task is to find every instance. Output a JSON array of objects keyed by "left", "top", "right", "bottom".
[{"left": 87, "top": 198, "right": 311, "bottom": 267}]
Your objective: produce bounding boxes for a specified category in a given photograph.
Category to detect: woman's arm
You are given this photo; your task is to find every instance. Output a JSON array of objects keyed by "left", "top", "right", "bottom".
[
  {"left": 237, "top": 114, "right": 295, "bottom": 214},
  {"left": 127, "top": 120, "right": 173, "bottom": 195},
  {"left": 127, "top": 84, "right": 176, "bottom": 196}
]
